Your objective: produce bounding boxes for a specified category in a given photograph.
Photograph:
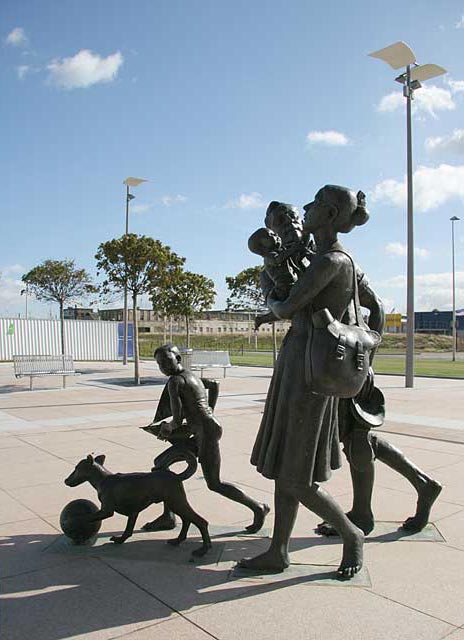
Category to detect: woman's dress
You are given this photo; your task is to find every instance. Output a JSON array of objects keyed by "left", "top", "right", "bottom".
[{"left": 250, "top": 250, "right": 356, "bottom": 486}]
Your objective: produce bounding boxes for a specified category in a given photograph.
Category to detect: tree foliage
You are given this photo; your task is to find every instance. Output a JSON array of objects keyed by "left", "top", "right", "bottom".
[
  {"left": 95, "top": 234, "right": 184, "bottom": 298},
  {"left": 95, "top": 234, "right": 185, "bottom": 383},
  {"left": 225, "top": 266, "right": 264, "bottom": 311},
  {"left": 150, "top": 270, "right": 216, "bottom": 347},
  {"left": 22, "top": 259, "right": 96, "bottom": 307},
  {"left": 22, "top": 259, "right": 96, "bottom": 354}
]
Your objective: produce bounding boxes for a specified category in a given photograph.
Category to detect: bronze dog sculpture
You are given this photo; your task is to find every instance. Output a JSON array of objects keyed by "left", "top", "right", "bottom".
[{"left": 64, "top": 454, "right": 211, "bottom": 558}]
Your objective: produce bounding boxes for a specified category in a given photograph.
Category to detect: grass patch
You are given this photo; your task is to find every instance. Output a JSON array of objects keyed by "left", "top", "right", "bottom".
[{"left": 230, "top": 353, "right": 464, "bottom": 378}]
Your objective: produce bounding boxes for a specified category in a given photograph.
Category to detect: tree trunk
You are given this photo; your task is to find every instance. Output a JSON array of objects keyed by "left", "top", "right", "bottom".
[
  {"left": 60, "top": 302, "right": 65, "bottom": 355},
  {"left": 185, "top": 315, "right": 190, "bottom": 348},
  {"left": 133, "top": 294, "right": 140, "bottom": 385},
  {"left": 163, "top": 314, "right": 167, "bottom": 344}
]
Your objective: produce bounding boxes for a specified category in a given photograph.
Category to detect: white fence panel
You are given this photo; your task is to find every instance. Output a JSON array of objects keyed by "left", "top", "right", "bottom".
[{"left": 0, "top": 318, "right": 118, "bottom": 361}]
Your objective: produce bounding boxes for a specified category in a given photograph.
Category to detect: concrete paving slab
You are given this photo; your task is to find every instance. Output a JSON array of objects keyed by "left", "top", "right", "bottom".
[
  {"left": 0, "top": 458, "right": 74, "bottom": 490},
  {"left": 0, "top": 517, "right": 64, "bottom": 579},
  {"left": 366, "top": 541, "right": 464, "bottom": 626},
  {"left": 0, "top": 488, "right": 38, "bottom": 525},
  {"left": 116, "top": 617, "right": 217, "bottom": 639},
  {"left": 0, "top": 557, "right": 175, "bottom": 640},
  {"left": 44, "top": 530, "right": 225, "bottom": 566},
  {"left": 0, "top": 362, "right": 463, "bottom": 639},
  {"left": 231, "top": 562, "right": 372, "bottom": 587},
  {"left": 185, "top": 583, "right": 455, "bottom": 640}
]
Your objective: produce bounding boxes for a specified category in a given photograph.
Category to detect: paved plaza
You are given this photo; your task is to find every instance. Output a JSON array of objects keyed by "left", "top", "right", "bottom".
[{"left": 1, "top": 361, "right": 464, "bottom": 639}]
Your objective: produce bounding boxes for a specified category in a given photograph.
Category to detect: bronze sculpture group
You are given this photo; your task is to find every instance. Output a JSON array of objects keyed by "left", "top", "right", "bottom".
[{"left": 63, "top": 185, "right": 442, "bottom": 580}]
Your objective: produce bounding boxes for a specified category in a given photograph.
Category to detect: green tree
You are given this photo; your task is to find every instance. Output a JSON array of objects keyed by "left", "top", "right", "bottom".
[
  {"left": 22, "top": 259, "right": 96, "bottom": 355},
  {"left": 151, "top": 270, "right": 216, "bottom": 347},
  {"left": 95, "top": 234, "right": 184, "bottom": 384},
  {"left": 225, "top": 266, "right": 264, "bottom": 311}
]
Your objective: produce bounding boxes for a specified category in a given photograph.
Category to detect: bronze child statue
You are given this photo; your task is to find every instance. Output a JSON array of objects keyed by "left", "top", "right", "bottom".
[{"left": 142, "top": 344, "right": 269, "bottom": 533}]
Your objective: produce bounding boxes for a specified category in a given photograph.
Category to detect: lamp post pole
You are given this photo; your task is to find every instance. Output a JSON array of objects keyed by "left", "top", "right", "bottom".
[
  {"left": 121, "top": 177, "right": 148, "bottom": 366},
  {"left": 122, "top": 185, "right": 131, "bottom": 366},
  {"left": 368, "top": 42, "right": 446, "bottom": 388},
  {"left": 405, "top": 64, "right": 415, "bottom": 388},
  {"left": 451, "top": 216, "right": 460, "bottom": 361}
]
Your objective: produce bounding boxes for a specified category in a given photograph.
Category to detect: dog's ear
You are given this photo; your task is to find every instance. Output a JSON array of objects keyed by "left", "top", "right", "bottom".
[
  {"left": 94, "top": 454, "right": 106, "bottom": 466},
  {"left": 86, "top": 454, "right": 94, "bottom": 464}
]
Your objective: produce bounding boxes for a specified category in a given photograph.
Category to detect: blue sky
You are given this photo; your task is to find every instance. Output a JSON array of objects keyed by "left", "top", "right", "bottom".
[{"left": 1, "top": 0, "right": 464, "bottom": 318}]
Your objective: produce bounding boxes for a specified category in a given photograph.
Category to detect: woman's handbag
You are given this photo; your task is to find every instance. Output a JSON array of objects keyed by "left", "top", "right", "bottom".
[{"left": 305, "top": 251, "right": 381, "bottom": 398}]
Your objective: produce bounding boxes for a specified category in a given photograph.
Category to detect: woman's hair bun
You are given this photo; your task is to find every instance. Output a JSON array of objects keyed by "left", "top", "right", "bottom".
[{"left": 351, "top": 190, "right": 369, "bottom": 227}]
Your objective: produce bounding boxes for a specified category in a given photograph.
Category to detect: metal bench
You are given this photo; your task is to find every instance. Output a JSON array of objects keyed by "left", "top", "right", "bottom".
[
  {"left": 13, "top": 355, "right": 77, "bottom": 390},
  {"left": 190, "top": 350, "right": 231, "bottom": 378}
]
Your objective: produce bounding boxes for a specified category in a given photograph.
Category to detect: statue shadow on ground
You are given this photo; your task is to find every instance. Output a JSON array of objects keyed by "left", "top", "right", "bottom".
[
  {"left": 0, "top": 529, "right": 357, "bottom": 640},
  {"left": 0, "top": 522, "right": 444, "bottom": 640},
  {"left": 84, "top": 376, "right": 166, "bottom": 387}
]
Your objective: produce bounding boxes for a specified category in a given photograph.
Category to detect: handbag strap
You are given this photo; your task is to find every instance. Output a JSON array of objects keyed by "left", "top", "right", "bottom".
[{"left": 322, "top": 249, "right": 362, "bottom": 328}]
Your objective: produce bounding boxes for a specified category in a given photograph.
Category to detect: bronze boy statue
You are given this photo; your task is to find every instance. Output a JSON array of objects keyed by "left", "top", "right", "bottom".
[{"left": 142, "top": 345, "right": 269, "bottom": 533}]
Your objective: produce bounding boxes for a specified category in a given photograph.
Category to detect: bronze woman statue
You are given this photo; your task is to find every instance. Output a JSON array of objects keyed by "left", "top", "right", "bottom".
[{"left": 239, "top": 185, "right": 372, "bottom": 579}]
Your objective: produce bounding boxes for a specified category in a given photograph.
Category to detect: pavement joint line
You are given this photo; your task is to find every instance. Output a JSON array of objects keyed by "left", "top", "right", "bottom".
[
  {"left": 439, "top": 542, "right": 464, "bottom": 555},
  {"left": 363, "top": 587, "right": 463, "bottom": 629},
  {"left": 1, "top": 485, "right": 62, "bottom": 532},
  {"left": 97, "top": 557, "right": 222, "bottom": 640},
  {"left": 0, "top": 391, "right": 266, "bottom": 413},
  {"left": 433, "top": 508, "right": 464, "bottom": 523},
  {"left": 15, "top": 433, "right": 75, "bottom": 464},
  {"left": 378, "top": 428, "right": 464, "bottom": 447},
  {"left": 104, "top": 616, "right": 194, "bottom": 640},
  {"left": 0, "top": 556, "right": 79, "bottom": 582}
]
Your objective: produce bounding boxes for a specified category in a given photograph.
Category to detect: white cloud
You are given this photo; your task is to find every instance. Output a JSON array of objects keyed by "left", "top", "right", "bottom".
[
  {"left": 372, "top": 164, "right": 464, "bottom": 212},
  {"left": 384, "top": 243, "right": 429, "bottom": 258},
  {"left": 5, "top": 27, "right": 27, "bottom": 47},
  {"left": 446, "top": 77, "right": 464, "bottom": 93},
  {"left": 381, "top": 271, "right": 464, "bottom": 311},
  {"left": 3, "top": 264, "right": 25, "bottom": 276},
  {"left": 16, "top": 65, "right": 31, "bottom": 79},
  {"left": 161, "top": 194, "right": 187, "bottom": 206},
  {"left": 377, "top": 85, "right": 455, "bottom": 118},
  {"left": 0, "top": 265, "right": 25, "bottom": 315},
  {"left": 377, "top": 92, "right": 404, "bottom": 113},
  {"left": 456, "top": 15, "right": 464, "bottom": 28},
  {"left": 130, "top": 202, "right": 153, "bottom": 214},
  {"left": 425, "top": 129, "right": 464, "bottom": 155},
  {"left": 47, "top": 49, "right": 123, "bottom": 89},
  {"left": 306, "top": 130, "right": 349, "bottom": 146},
  {"left": 225, "top": 192, "right": 265, "bottom": 209}
]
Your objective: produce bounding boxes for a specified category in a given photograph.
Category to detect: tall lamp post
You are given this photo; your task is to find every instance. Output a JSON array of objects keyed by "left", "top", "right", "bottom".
[
  {"left": 369, "top": 42, "right": 446, "bottom": 388},
  {"left": 451, "top": 216, "right": 460, "bottom": 361},
  {"left": 122, "top": 177, "right": 148, "bottom": 365}
]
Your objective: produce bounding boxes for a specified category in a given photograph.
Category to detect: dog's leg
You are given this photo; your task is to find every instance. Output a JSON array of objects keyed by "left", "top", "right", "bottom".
[
  {"left": 190, "top": 512, "right": 212, "bottom": 558},
  {"left": 167, "top": 518, "right": 190, "bottom": 547},
  {"left": 173, "top": 504, "right": 211, "bottom": 558},
  {"left": 110, "top": 513, "right": 138, "bottom": 545}
]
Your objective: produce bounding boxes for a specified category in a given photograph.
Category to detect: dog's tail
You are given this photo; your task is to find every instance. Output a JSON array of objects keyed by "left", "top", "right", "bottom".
[{"left": 152, "top": 446, "right": 198, "bottom": 482}]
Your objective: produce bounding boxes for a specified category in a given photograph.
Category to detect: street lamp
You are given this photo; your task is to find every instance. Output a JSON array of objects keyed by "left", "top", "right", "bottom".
[
  {"left": 369, "top": 42, "right": 446, "bottom": 388},
  {"left": 450, "top": 216, "right": 460, "bottom": 361},
  {"left": 20, "top": 285, "right": 29, "bottom": 319},
  {"left": 122, "top": 177, "right": 148, "bottom": 365}
]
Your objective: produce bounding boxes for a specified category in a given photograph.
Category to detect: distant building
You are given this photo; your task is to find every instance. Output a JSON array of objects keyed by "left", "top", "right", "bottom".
[
  {"left": 415, "top": 309, "right": 464, "bottom": 335},
  {"left": 63, "top": 307, "right": 99, "bottom": 320},
  {"left": 98, "top": 308, "right": 290, "bottom": 335}
]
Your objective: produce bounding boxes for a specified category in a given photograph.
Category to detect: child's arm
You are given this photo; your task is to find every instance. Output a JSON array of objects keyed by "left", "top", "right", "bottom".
[{"left": 159, "top": 375, "right": 185, "bottom": 439}]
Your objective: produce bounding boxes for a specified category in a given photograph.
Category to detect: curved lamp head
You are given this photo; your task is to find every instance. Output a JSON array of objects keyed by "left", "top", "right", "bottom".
[
  {"left": 368, "top": 41, "right": 416, "bottom": 69},
  {"left": 123, "top": 177, "right": 148, "bottom": 188}
]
